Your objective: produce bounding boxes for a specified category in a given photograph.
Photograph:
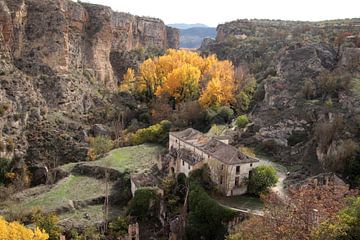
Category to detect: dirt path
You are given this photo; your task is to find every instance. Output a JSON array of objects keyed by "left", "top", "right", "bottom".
[{"left": 258, "top": 158, "right": 288, "bottom": 200}]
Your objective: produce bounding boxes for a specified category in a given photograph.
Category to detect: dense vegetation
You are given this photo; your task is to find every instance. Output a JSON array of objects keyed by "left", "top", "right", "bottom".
[
  {"left": 0, "top": 217, "right": 48, "bottom": 240},
  {"left": 248, "top": 165, "right": 278, "bottom": 196}
]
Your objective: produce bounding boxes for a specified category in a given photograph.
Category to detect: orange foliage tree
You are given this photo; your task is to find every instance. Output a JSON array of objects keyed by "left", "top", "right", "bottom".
[
  {"left": 121, "top": 49, "right": 236, "bottom": 108},
  {"left": 227, "top": 178, "right": 351, "bottom": 240}
]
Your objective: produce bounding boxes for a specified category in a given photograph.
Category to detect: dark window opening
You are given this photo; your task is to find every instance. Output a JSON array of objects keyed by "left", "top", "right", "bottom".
[
  {"left": 235, "top": 177, "right": 240, "bottom": 187},
  {"left": 182, "top": 160, "right": 185, "bottom": 166},
  {"left": 220, "top": 175, "right": 223, "bottom": 185},
  {"left": 236, "top": 166, "right": 240, "bottom": 174},
  {"left": 250, "top": 163, "right": 253, "bottom": 167}
]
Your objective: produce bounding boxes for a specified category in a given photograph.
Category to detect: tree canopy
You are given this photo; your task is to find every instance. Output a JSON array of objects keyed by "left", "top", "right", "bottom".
[
  {"left": 121, "top": 49, "right": 237, "bottom": 108},
  {"left": 0, "top": 217, "right": 49, "bottom": 240}
]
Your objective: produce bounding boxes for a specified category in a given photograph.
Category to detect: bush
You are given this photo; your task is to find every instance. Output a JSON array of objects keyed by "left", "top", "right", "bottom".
[
  {"left": 88, "top": 135, "right": 114, "bottom": 159},
  {"left": 287, "top": 130, "right": 307, "bottom": 146},
  {"left": 0, "top": 158, "right": 11, "bottom": 184},
  {"left": 108, "top": 216, "right": 129, "bottom": 238},
  {"left": 128, "top": 188, "right": 159, "bottom": 220},
  {"left": 188, "top": 165, "right": 214, "bottom": 191},
  {"left": 248, "top": 165, "right": 278, "bottom": 196},
  {"left": 236, "top": 115, "right": 249, "bottom": 128},
  {"left": 131, "top": 120, "right": 171, "bottom": 145},
  {"left": 33, "top": 213, "right": 61, "bottom": 240},
  {"left": 186, "top": 183, "right": 236, "bottom": 240},
  {"left": 205, "top": 106, "right": 234, "bottom": 125},
  {"left": 0, "top": 216, "right": 49, "bottom": 240}
]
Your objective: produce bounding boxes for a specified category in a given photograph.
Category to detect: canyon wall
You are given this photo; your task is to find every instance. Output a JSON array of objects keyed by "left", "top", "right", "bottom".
[{"left": 1, "top": 0, "right": 179, "bottom": 88}]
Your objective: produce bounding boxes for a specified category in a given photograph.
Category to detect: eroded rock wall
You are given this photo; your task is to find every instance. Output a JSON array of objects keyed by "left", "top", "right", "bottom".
[{"left": 1, "top": 0, "right": 179, "bottom": 87}]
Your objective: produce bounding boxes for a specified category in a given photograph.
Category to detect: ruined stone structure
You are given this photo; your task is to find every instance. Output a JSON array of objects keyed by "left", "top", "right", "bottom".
[{"left": 169, "top": 128, "right": 259, "bottom": 196}]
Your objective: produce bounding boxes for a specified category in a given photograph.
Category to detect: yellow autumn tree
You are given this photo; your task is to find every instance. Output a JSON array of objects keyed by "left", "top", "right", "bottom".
[
  {"left": 120, "top": 49, "right": 236, "bottom": 107},
  {"left": 200, "top": 60, "right": 236, "bottom": 107},
  {"left": 156, "top": 64, "right": 201, "bottom": 103},
  {"left": 0, "top": 216, "right": 49, "bottom": 240},
  {"left": 120, "top": 68, "right": 136, "bottom": 92}
]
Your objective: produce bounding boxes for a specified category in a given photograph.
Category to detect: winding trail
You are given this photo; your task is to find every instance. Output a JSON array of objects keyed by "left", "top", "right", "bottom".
[{"left": 258, "top": 158, "right": 288, "bottom": 201}]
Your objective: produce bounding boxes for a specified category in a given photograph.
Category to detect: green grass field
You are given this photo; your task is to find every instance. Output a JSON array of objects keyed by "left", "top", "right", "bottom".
[
  {"left": 22, "top": 175, "right": 108, "bottom": 212},
  {"left": 85, "top": 144, "right": 166, "bottom": 173}
]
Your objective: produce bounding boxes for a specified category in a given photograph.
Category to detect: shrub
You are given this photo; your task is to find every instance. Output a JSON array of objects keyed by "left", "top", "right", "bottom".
[
  {"left": 315, "top": 117, "right": 344, "bottom": 151},
  {"left": 239, "top": 146, "right": 256, "bottom": 157},
  {"left": 33, "top": 213, "right": 61, "bottom": 240},
  {"left": 0, "top": 158, "right": 11, "bottom": 184},
  {"left": 128, "top": 188, "right": 159, "bottom": 220},
  {"left": 248, "top": 165, "right": 278, "bottom": 196},
  {"left": 287, "top": 130, "right": 307, "bottom": 146},
  {"left": 205, "top": 106, "right": 234, "bottom": 125},
  {"left": 236, "top": 115, "right": 249, "bottom": 128},
  {"left": 0, "top": 216, "right": 49, "bottom": 240},
  {"left": 186, "top": 183, "right": 236, "bottom": 240},
  {"left": 325, "top": 98, "right": 333, "bottom": 108},
  {"left": 235, "top": 77, "right": 257, "bottom": 112},
  {"left": 131, "top": 120, "right": 171, "bottom": 145},
  {"left": 188, "top": 165, "right": 214, "bottom": 191},
  {"left": 108, "top": 216, "right": 129, "bottom": 238},
  {"left": 327, "top": 139, "right": 359, "bottom": 173},
  {"left": 88, "top": 135, "right": 114, "bottom": 159}
]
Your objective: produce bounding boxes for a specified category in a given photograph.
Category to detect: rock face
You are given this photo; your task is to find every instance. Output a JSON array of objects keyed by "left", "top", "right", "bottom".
[
  {"left": 0, "top": 0, "right": 179, "bottom": 180},
  {"left": 201, "top": 19, "right": 360, "bottom": 176},
  {"left": 1, "top": 0, "right": 179, "bottom": 87}
]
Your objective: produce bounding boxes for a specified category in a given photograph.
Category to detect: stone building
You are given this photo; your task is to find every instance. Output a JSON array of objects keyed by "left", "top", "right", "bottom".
[{"left": 169, "top": 128, "right": 259, "bottom": 196}]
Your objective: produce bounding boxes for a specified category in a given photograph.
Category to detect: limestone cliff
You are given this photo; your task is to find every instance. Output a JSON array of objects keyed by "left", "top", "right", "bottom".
[
  {"left": 0, "top": 0, "right": 179, "bottom": 180},
  {"left": 1, "top": 0, "right": 179, "bottom": 87},
  {"left": 201, "top": 19, "right": 360, "bottom": 178}
]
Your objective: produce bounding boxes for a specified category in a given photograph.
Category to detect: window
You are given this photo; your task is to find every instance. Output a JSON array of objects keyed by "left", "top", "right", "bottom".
[
  {"left": 220, "top": 175, "right": 223, "bottom": 185},
  {"left": 182, "top": 160, "right": 185, "bottom": 166},
  {"left": 250, "top": 163, "right": 253, "bottom": 167},
  {"left": 236, "top": 166, "right": 240, "bottom": 174},
  {"left": 221, "top": 164, "right": 224, "bottom": 170},
  {"left": 188, "top": 165, "right": 191, "bottom": 170},
  {"left": 235, "top": 177, "right": 239, "bottom": 187}
]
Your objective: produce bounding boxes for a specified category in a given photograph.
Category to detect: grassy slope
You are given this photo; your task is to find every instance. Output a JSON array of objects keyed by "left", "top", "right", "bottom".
[
  {"left": 86, "top": 144, "right": 166, "bottom": 173},
  {"left": 9, "top": 144, "right": 165, "bottom": 214},
  {"left": 23, "top": 175, "right": 108, "bottom": 211}
]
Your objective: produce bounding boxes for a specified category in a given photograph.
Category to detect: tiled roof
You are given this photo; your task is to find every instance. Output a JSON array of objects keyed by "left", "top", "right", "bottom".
[
  {"left": 170, "top": 128, "right": 259, "bottom": 165},
  {"left": 177, "top": 148, "right": 204, "bottom": 165}
]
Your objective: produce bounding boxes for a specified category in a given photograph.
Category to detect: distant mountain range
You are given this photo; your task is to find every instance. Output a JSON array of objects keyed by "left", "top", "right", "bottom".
[
  {"left": 168, "top": 24, "right": 217, "bottom": 49},
  {"left": 168, "top": 23, "right": 210, "bottom": 29}
]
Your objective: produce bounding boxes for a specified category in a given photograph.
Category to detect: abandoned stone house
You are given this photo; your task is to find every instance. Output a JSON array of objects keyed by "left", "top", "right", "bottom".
[{"left": 169, "top": 128, "right": 259, "bottom": 196}]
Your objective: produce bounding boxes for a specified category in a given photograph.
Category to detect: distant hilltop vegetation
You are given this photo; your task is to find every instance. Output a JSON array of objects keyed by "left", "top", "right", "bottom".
[{"left": 168, "top": 23, "right": 216, "bottom": 49}]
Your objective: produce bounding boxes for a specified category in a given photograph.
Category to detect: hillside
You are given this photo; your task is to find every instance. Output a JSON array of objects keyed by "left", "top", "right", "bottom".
[
  {"left": 179, "top": 27, "right": 216, "bottom": 48},
  {"left": 200, "top": 18, "right": 360, "bottom": 181},
  {"left": 1, "top": 0, "right": 360, "bottom": 238}
]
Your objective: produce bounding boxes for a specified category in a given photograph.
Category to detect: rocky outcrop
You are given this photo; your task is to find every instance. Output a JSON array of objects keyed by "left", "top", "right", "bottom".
[
  {"left": 0, "top": 0, "right": 179, "bottom": 181},
  {"left": 1, "top": 0, "right": 179, "bottom": 87}
]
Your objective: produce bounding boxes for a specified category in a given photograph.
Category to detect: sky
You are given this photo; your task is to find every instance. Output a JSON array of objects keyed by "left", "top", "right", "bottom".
[{"left": 78, "top": 0, "right": 360, "bottom": 27}]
